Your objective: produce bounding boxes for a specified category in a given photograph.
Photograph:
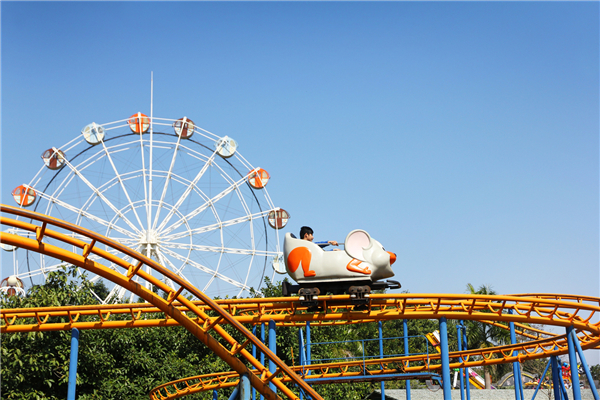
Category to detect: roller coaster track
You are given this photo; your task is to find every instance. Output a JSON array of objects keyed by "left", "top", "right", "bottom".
[
  {"left": 0, "top": 204, "right": 321, "bottom": 400},
  {"left": 2, "top": 204, "right": 599, "bottom": 399},
  {"left": 4, "top": 296, "right": 598, "bottom": 399},
  {"left": 0, "top": 297, "right": 567, "bottom": 336}
]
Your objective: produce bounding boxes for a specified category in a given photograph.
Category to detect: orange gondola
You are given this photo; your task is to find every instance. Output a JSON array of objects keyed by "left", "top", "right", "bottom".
[
  {"left": 247, "top": 168, "right": 270, "bottom": 189},
  {"left": 11, "top": 185, "right": 36, "bottom": 207},
  {"left": 128, "top": 112, "right": 150, "bottom": 133}
]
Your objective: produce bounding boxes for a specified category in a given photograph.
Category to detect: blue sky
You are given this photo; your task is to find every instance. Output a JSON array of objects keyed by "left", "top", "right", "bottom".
[{"left": 1, "top": 1, "right": 598, "bottom": 358}]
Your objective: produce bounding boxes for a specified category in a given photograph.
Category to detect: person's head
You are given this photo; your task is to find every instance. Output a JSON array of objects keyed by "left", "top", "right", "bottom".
[{"left": 300, "top": 226, "right": 314, "bottom": 241}]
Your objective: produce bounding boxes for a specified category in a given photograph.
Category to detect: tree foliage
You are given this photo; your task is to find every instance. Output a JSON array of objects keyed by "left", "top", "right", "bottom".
[
  {"left": 590, "top": 364, "right": 600, "bottom": 382},
  {"left": 3, "top": 275, "right": 553, "bottom": 399},
  {"left": 1, "top": 267, "right": 229, "bottom": 400},
  {"left": 463, "top": 283, "right": 513, "bottom": 384}
]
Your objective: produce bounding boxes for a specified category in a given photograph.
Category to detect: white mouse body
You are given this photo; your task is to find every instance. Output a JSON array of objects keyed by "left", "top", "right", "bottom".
[{"left": 283, "top": 229, "right": 396, "bottom": 284}]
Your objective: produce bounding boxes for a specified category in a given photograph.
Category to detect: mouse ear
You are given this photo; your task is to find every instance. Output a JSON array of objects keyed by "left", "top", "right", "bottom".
[{"left": 344, "top": 230, "right": 372, "bottom": 261}]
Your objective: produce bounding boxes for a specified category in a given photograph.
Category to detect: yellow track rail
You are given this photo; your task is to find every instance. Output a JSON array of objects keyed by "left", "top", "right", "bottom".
[
  {"left": 148, "top": 329, "right": 598, "bottom": 399},
  {"left": 4, "top": 294, "right": 599, "bottom": 333},
  {"left": 2, "top": 204, "right": 599, "bottom": 399},
  {"left": 0, "top": 298, "right": 562, "bottom": 337},
  {"left": 0, "top": 204, "right": 322, "bottom": 400}
]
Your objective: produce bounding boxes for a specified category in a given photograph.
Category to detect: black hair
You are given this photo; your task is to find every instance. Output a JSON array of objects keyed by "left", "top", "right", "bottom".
[{"left": 300, "top": 226, "right": 313, "bottom": 240}]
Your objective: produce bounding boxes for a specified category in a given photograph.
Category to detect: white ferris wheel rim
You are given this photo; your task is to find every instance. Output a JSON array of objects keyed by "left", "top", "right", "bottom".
[{"left": 9, "top": 116, "right": 283, "bottom": 303}]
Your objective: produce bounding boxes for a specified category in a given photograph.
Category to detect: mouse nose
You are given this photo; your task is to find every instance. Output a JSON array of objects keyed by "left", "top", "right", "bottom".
[{"left": 388, "top": 251, "right": 396, "bottom": 265}]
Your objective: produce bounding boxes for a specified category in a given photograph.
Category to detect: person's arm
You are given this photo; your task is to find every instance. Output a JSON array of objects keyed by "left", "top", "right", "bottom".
[{"left": 315, "top": 240, "right": 339, "bottom": 250}]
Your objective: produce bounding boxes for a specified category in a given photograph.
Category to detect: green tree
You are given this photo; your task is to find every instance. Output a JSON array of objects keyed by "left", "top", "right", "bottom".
[
  {"left": 1, "top": 266, "right": 101, "bottom": 400},
  {"left": 590, "top": 364, "right": 600, "bottom": 382},
  {"left": 464, "top": 283, "right": 512, "bottom": 387},
  {"left": 1, "top": 266, "right": 229, "bottom": 400},
  {"left": 5, "top": 273, "right": 533, "bottom": 399}
]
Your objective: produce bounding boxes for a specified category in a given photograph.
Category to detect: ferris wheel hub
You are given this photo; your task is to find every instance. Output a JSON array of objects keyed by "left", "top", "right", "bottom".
[{"left": 139, "top": 229, "right": 160, "bottom": 245}]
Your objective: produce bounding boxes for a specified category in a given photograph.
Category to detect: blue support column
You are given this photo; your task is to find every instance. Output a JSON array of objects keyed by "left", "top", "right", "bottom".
[
  {"left": 509, "top": 314, "right": 523, "bottom": 400},
  {"left": 306, "top": 321, "right": 311, "bottom": 369},
  {"left": 298, "top": 328, "right": 306, "bottom": 368},
  {"left": 404, "top": 319, "right": 411, "bottom": 400},
  {"left": 551, "top": 356, "right": 563, "bottom": 400},
  {"left": 298, "top": 328, "right": 305, "bottom": 400},
  {"left": 570, "top": 328, "right": 599, "bottom": 400},
  {"left": 378, "top": 321, "right": 385, "bottom": 400},
  {"left": 559, "top": 369, "right": 570, "bottom": 400},
  {"left": 213, "top": 389, "right": 218, "bottom": 400},
  {"left": 439, "top": 317, "right": 452, "bottom": 400},
  {"left": 229, "top": 375, "right": 250, "bottom": 400},
  {"left": 240, "top": 374, "right": 251, "bottom": 400},
  {"left": 252, "top": 325, "right": 257, "bottom": 400},
  {"left": 268, "top": 320, "right": 276, "bottom": 393},
  {"left": 518, "top": 364, "right": 525, "bottom": 400},
  {"left": 462, "top": 321, "right": 471, "bottom": 400},
  {"left": 67, "top": 328, "right": 80, "bottom": 400},
  {"left": 457, "top": 322, "right": 465, "bottom": 400},
  {"left": 530, "top": 358, "right": 552, "bottom": 400},
  {"left": 566, "top": 326, "right": 582, "bottom": 400}
]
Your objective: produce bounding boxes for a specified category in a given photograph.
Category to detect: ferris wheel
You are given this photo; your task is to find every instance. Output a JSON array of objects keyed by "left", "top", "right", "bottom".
[{"left": 4, "top": 113, "right": 290, "bottom": 302}]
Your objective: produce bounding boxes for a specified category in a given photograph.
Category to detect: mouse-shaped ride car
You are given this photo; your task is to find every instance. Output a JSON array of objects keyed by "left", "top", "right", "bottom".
[{"left": 281, "top": 229, "right": 400, "bottom": 304}]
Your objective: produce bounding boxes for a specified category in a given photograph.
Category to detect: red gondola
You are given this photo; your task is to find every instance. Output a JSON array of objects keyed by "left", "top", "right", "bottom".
[
  {"left": 173, "top": 117, "right": 195, "bottom": 139},
  {"left": 41, "top": 148, "right": 66, "bottom": 170},
  {"left": 268, "top": 208, "right": 289, "bottom": 229}
]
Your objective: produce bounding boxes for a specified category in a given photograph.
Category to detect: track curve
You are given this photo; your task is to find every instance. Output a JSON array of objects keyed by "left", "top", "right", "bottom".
[
  {"left": 0, "top": 204, "right": 321, "bottom": 400},
  {"left": 2, "top": 204, "right": 599, "bottom": 399}
]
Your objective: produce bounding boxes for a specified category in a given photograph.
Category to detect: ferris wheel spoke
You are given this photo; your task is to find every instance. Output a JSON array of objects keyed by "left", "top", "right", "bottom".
[
  {"left": 146, "top": 115, "right": 156, "bottom": 249},
  {"left": 155, "top": 150, "right": 218, "bottom": 233},
  {"left": 157, "top": 246, "right": 249, "bottom": 291},
  {"left": 84, "top": 273, "right": 112, "bottom": 304},
  {"left": 156, "top": 245, "right": 193, "bottom": 276},
  {"left": 162, "top": 208, "right": 274, "bottom": 242},
  {"left": 17, "top": 263, "right": 63, "bottom": 280},
  {"left": 104, "top": 246, "right": 147, "bottom": 302},
  {"left": 60, "top": 158, "right": 143, "bottom": 236},
  {"left": 156, "top": 248, "right": 191, "bottom": 289},
  {"left": 151, "top": 134, "right": 184, "bottom": 231},
  {"left": 114, "top": 286, "right": 130, "bottom": 302},
  {"left": 105, "top": 278, "right": 124, "bottom": 303},
  {"left": 109, "top": 238, "right": 139, "bottom": 246},
  {"left": 160, "top": 174, "right": 253, "bottom": 236},
  {"left": 100, "top": 140, "right": 145, "bottom": 229},
  {"left": 36, "top": 191, "right": 139, "bottom": 239},
  {"left": 86, "top": 251, "right": 136, "bottom": 272},
  {"left": 158, "top": 242, "right": 279, "bottom": 258},
  {"left": 3, "top": 227, "right": 35, "bottom": 239},
  {"left": 137, "top": 130, "right": 150, "bottom": 234}
]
